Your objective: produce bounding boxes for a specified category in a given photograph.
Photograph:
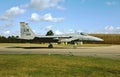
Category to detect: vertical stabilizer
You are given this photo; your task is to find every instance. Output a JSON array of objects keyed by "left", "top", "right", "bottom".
[{"left": 20, "top": 22, "right": 35, "bottom": 39}]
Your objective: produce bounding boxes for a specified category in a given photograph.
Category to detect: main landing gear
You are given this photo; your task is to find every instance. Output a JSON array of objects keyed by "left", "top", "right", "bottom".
[
  {"left": 48, "top": 43, "right": 53, "bottom": 48},
  {"left": 73, "top": 42, "right": 78, "bottom": 49}
]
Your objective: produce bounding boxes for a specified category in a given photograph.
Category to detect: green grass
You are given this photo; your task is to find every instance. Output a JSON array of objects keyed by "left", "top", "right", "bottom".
[{"left": 0, "top": 54, "right": 120, "bottom": 77}]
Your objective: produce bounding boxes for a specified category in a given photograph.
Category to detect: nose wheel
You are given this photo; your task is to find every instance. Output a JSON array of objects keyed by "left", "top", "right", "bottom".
[{"left": 48, "top": 43, "right": 53, "bottom": 48}]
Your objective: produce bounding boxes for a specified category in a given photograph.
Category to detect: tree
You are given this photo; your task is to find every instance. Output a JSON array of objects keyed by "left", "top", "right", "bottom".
[
  {"left": 46, "top": 30, "right": 54, "bottom": 36},
  {"left": 0, "top": 36, "right": 7, "bottom": 43}
]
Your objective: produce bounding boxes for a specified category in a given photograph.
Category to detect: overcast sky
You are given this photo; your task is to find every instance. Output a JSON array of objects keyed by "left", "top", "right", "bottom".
[{"left": 0, "top": 0, "right": 120, "bottom": 36}]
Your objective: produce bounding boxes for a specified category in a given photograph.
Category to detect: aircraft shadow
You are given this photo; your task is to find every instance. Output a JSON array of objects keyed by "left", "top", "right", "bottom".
[
  {"left": 6, "top": 46, "right": 91, "bottom": 49},
  {"left": 6, "top": 46, "right": 68, "bottom": 49}
]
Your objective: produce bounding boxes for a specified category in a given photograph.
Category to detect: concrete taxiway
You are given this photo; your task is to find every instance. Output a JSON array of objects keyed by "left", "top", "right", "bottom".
[{"left": 0, "top": 45, "right": 120, "bottom": 60}]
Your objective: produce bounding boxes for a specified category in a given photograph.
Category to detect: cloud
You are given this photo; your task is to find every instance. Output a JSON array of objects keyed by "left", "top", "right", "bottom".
[
  {"left": 0, "top": 6, "right": 25, "bottom": 20},
  {"left": 30, "top": 13, "right": 64, "bottom": 22},
  {"left": 5, "top": 21, "right": 14, "bottom": 27},
  {"left": 45, "top": 25, "right": 53, "bottom": 31},
  {"left": 81, "top": 25, "right": 120, "bottom": 34},
  {"left": 104, "top": 25, "right": 120, "bottom": 34},
  {"left": 30, "top": 13, "right": 40, "bottom": 22},
  {"left": 42, "top": 13, "right": 64, "bottom": 22},
  {"left": 68, "top": 29, "right": 75, "bottom": 34},
  {"left": 24, "top": 0, "right": 65, "bottom": 10},
  {"left": 56, "top": 6, "right": 66, "bottom": 10},
  {"left": 116, "top": 27, "right": 120, "bottom": 30},
  {"left": 55, "top": 30, "right": 62, "bottom": 35},
  {"left": 106, "top": 1, "right": 116, "bottom": 6},
  {"left": 4, "top": 31, "right": 10, "bottom": 35},
  {"left": 104, "top": 25, "right": 114, "bottom": 31}
]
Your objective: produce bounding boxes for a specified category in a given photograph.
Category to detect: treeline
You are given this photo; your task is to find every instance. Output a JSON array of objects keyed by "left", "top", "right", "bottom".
[
  {"left": 0, "top": 30, "right": 54, "bottom": 43},
  {"left": 0, "top": 36, "right": 25, "bottom": 43}
]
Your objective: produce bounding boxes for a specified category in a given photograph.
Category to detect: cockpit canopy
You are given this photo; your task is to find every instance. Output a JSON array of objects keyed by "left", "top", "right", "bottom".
[{"left": 78, "top": 32, "right": 88, "bottom": 36}]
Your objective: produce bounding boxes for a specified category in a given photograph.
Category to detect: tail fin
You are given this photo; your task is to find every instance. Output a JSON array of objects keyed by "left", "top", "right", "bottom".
[{"left": 20, "top": 22, "right": 35, "bottom": 40}]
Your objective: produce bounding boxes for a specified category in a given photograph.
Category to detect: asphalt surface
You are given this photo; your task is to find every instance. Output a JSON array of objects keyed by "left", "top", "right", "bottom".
[{"left": 0, "top": 45, "right": 120, "bottom": 60}]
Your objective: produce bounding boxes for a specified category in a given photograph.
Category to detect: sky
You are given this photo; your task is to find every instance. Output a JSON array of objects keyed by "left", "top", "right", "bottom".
[{"left": 0, "top": 0, "right": 120, "bottom": 36}]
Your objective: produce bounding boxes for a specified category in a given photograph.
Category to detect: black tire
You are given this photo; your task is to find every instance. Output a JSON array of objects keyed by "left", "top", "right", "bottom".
[{"left": 48, "top": 44, "right": 53, "bottom": 48}]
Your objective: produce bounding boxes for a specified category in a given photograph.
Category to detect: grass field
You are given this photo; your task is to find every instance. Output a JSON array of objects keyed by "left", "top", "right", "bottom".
[{"left": 0, "top": 54, "right": 120, "bottom": 77}]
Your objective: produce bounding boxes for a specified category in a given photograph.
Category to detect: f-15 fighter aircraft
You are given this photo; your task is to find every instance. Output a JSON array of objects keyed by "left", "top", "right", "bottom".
[{"left": 19, "top": 22, "right": 103, "bottom": 48}]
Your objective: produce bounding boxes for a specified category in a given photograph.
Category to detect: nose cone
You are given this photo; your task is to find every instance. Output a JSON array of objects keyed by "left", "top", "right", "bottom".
[
  {"left": 87, "top": 36, "right": 104, "bottom": 42},
  {"left": 93, "top": 37, "right": 104, "bottom": 41}
]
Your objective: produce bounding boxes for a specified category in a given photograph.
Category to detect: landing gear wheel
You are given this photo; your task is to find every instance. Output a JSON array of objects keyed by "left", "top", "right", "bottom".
[
  {"left": 73, "top": 42, "right": 77, "bottom": 49},
  {"left": 48, "top": 43, "right": 53, "bottom": 48}
]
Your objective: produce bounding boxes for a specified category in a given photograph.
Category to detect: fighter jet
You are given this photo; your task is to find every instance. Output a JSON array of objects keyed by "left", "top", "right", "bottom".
[{"left": 19, "top": 22, "right": 103, "bottom": 48}]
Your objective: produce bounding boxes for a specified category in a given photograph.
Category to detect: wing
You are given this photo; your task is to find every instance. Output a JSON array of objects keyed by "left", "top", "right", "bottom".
[
  {"left": 59, "top": 37, "right": 79, "bottom": 42},
  {"left": 33, "top": 36, "right": 71, "bottom": 43}
]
